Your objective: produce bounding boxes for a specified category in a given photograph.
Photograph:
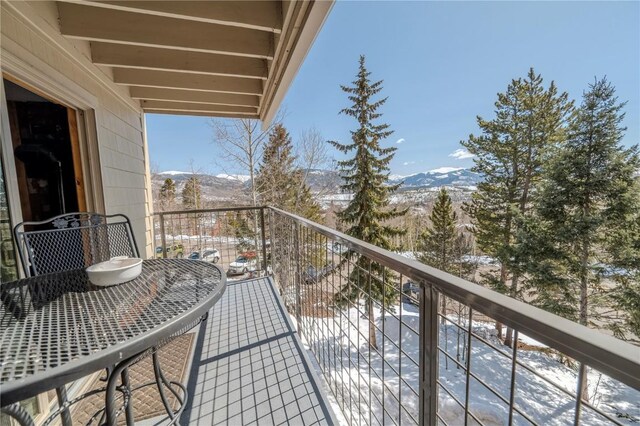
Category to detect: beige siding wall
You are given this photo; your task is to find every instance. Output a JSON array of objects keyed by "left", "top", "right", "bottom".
[{"left": 1, "top": 1, "right": 154, "bottom": 257}]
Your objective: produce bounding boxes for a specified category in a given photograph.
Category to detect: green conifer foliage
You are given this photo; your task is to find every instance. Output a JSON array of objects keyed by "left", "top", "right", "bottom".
[
  {"left": 462, "top": 68, "right": 572, "bottom": 347},
  {"left": 527, "top": 78, "right": 640, "bottom": 331},
  {"left": 159, "top": 178, "right": 176, "bottom": 208},
  {"left": 182, "top": 176, "right": 202, "bottom": 210},
  {"left": 330, "top": 55, "right": 406, "bottom": 349},
  {"left": 418, "top": 188, "right": 458, "bottom": 272},
  {"left": 255, "top": 124, "right": 322, "bottom": 222}
]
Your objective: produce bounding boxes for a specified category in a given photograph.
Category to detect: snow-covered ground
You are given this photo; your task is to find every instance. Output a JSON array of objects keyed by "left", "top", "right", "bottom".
[{"left": 297, "top": 303, "right": 640, "bottom": 425}]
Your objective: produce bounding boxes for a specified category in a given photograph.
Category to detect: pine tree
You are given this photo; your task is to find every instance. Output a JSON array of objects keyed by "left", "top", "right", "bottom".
[
  {"left": 182, "top": 176, "right": 202, "bottom": 210},
  {"left": 230, "top": 211, "right": 256, "bottom": 252},
  {"left": 607, "top": 212, "right": 640, "bottom": 343},
  {"left": 417, "top": 187, "right": 473, "bottom": 323},
  {"left": 418, "top": 188, "right": 458, "bottom": 272},
  {"left": 158, "top": 178, "right": 176, "bottom": 211},
  {"left": 330, "top": 55, "right": 406, "bottom": 349},
  {"left": 525, "top": 77, "right": 639, "bottom": 399},
  {"left": 461, "top": 68, "right": 572, "bottom": 347},
  {"left": 528, "top": 78, "right": 640, "bottom": 328},
  {"left": 255, "top": 124, "right": 322, "bottom": 221}
]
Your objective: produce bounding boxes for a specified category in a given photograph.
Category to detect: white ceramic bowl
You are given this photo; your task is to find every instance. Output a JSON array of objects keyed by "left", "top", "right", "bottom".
[{"left": 86, "top": 257, "right": 143, "bottom": 287}]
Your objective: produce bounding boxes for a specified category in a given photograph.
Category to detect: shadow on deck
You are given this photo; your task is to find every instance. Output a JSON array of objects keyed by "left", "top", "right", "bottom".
[{"left": 180, "top": 277, "right": 337, "bottom": 425}]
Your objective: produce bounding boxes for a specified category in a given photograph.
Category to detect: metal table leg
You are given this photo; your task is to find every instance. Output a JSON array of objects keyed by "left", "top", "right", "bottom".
[
  {"left": 56, "top": 385, "right": 72, "bottom": 426},
  {"left": 105, "top": 354, "right": 139, "bottom": 426}
]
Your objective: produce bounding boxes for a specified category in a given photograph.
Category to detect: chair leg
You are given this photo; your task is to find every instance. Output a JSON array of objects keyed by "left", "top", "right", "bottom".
[
  {"left": 56, "top": 386, "right": 72, "bottom": 426},
  {"left": 120, "top": 368, "right": 135, "bottom": 425},
  {"left": 152, "top": 351, "right": 188, "bottom": 425},
  {"left": 1, "top": 403, "right": 36, "bottom": 426}
]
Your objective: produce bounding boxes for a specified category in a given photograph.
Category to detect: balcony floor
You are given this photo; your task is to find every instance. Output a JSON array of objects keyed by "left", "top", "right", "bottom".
[{"left": 180, "top": 277, "right": 337, "bottom": 425}]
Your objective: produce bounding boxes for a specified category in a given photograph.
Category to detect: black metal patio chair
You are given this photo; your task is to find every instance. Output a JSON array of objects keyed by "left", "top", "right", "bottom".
[
  {"left": 12, "top": 212, "right": 139, "bottom": 425},
  {"left": 10, "top": 212, "right": 202, "bottom": 426},
  {"left": 14, "top": 212, "right": 139, "bottom": 278}
]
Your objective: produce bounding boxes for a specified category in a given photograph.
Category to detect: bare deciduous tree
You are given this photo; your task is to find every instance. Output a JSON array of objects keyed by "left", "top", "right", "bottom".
[
  {"left": 209, "top": 115, "right": 283, "bottom": 206},
  {"left": 294, "top": 127, "right": 334, "bottom": 211}
]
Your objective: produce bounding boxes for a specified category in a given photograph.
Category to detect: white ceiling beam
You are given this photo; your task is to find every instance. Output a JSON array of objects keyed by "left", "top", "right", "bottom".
[
  {"left": 59, "top": 0, "right": 283, "bottom": 33},
  {"left": 129, "top": 87, "right": 259, "bottom": 107},
  {"left": 141, "top": 100, "right": 258, "bottom": 115},
  {"left": 92, "top": 43, "right": 267, "bottom": 79},
  {"left": 58, "top": 2, "right": 274, "bottom": 59},
  {"left": 112, "top": 69, "right": 264, "bottom": 96},
  {"left": 144, "top": 110, "right": 259, "bottom": 119},
  {"left": 59, "top": 0, "right": 283, "bottom": 34}
]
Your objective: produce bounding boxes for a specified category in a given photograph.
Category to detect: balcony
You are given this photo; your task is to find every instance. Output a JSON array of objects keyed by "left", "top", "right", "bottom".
[
  {"left": 1, "top": 206, "right": 638, "bottom": 425},
  {"left": 149, "top": 206, "right": 639, "bottom": 426}
]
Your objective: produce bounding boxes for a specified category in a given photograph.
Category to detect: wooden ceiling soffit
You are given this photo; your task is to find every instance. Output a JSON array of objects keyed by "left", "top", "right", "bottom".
[
  {"left": 59, "top": 0, "right": 283, "bottom": 33},
  {"left": 58, "top": 2, "right": 275, "bottom": 59},
  {"left": 112, "top": 69, "right": 264, "bottom": 96},
  {"left": 140, "top": 100, "right": 257, "bottom": 115},
  {"left": 129, "top": 87, "right": 259, "bottom": 108},
  {"left": 91, "top": 43, "right": 267, "bottom": 79}
]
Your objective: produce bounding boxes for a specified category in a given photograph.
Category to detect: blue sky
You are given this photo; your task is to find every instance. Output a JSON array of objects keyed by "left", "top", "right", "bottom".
[{"left": 146, "top": 1, "right": 640, "bottom": 176}]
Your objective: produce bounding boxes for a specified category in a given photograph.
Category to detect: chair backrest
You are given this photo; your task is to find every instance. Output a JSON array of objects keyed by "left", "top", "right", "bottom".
[{"left": 13, "top": 212, "right": 140, "bottom": 277}]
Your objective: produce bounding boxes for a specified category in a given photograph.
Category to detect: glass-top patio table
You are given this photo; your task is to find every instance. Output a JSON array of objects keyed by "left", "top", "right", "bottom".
[{"left": 0, "top": 259, "right": 226, "bottom": 426}]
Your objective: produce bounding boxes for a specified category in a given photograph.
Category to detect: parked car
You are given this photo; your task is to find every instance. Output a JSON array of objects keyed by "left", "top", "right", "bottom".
[
  {"left": 155, "top": 244, "right": 184, "bottom": 259},
  {"left": 188, "top": 248, "right": 220, "bottom": 263},
  {"left": 402, "top": 281, "right": 420, "bottom": 305},
  {"left": 227, "top": 252, "right": 258, "bottom": 275},
  {"left": 303, "top": 262, "right": 336, "bottom": 284}
]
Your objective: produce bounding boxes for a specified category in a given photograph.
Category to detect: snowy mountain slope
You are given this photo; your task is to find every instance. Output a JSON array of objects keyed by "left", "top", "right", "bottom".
[{"left": 390, "top": 167, "right": 481, "bottom": 188}]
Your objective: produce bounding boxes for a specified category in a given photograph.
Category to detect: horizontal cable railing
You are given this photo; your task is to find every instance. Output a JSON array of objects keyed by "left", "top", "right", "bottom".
[
  {"left": 154, "top": 206, "right": 640, "bottom": 425},
  {"left": 267, "top": 206, "right": 640, "bottom": 426}
]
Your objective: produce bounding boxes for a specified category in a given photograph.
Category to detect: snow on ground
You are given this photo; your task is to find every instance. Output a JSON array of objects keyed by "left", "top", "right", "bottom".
[
  {"left": 462, "top": 255, "right": 498, "bottom": 266},
  {"left": 299, "top": 303, "right": 640, "bottom": 425},
  {"left": 397, "top": 251, "right": 417, "bottom": 261}
]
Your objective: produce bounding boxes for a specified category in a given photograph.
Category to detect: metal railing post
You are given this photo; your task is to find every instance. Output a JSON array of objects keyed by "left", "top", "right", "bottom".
[
  {"left": 159, "top": 213, "right": 167, "bottom": 259},
  {"left": 260, "top": 207, "right": 268, "bottom": 275},
  {"left": 420, "top": 282, "right": 439, "bottom": 426},
  {"left": 294, "top": 222, "right": 302, "bottom": 330}
]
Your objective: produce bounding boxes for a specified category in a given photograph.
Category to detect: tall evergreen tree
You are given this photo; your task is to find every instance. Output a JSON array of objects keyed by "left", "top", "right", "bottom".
[
  {"left": 158, "top": 178, "right": 176, "bottom": 210},
  {"left": 418, "top": 188, "right": 458, "bottom": 272},
  {"left": 330, "top": 55, "right": 406, "bottom": 349},
  {"left": 255, "top": 124, "right": 322, "bottom": 221},
  {"left": 462, "top": 68, "right": 572, "bottom": 347},
  {"left": 608, "top": 213, "right": 640, "bottom": 343},
  {"left": 182, "top": 176, "right": 202, "bottom": 210},
  {"left": 523, "top": 78, "right": 639, "bottom": 399},
  {"left": 525, "top": 78, "right": 640, "bottom": 327},
  {"left": 417, "top": 187, "right": 473, "bottom": 322}
]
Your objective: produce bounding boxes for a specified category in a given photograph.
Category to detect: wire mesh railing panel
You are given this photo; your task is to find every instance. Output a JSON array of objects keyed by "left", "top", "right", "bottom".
[
  {"left": 154, "top": 207, "right": 269, "bottom": 281},
  {"left": 152, "top": 207, "right": 640, "bottom": 425},
  {"left": 270, "top": 210, "right": 420, "bottom": 425},
  {"left": 266, "top": 207, "right": 640, "bottom": 426}
]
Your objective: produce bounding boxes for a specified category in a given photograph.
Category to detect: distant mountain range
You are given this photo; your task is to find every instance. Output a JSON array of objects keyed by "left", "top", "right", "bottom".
[
  {"left": 152, "top": 167, "right": 482, "bottom": 204},
  {"left": 390, "top": 167, "right": 480, "bottom": 189}
]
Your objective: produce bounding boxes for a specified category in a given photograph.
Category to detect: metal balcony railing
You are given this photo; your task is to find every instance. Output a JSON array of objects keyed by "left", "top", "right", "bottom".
[{"left": 154, "top": 206, "right": 640, "bottom": 426}]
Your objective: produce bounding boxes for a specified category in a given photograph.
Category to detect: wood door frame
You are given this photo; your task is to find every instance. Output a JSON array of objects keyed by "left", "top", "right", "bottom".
[
  {"left": 2, "top": 77, "right": 88, "bottom": 218},
  {"left": 0, "top": 69, "right": 105, "bottom": 216}
]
